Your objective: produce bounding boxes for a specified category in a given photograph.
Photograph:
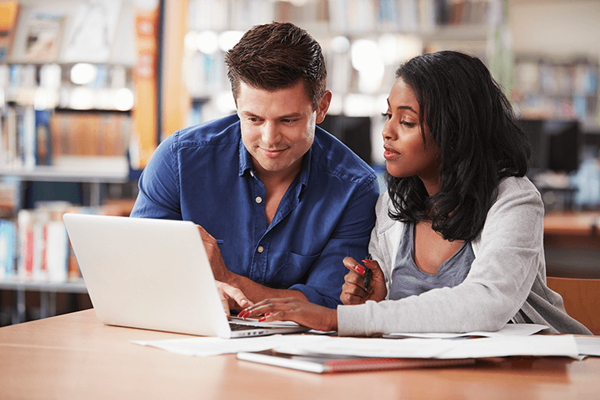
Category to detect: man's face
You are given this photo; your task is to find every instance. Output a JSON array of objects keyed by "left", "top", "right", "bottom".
[{"left": 237, "top": 80, "right": 330, "bottom": 178}]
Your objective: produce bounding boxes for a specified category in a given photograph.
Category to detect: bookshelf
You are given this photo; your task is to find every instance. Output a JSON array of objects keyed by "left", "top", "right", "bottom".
[
  {"left": 0, "top": 278, "right": 87, "bottom": 324},
  {"left": 512, "top": 56, "right": 599, "bottom": 132},
  {"left": 0, "top": 0, "right": 153, "bottom": 325}
]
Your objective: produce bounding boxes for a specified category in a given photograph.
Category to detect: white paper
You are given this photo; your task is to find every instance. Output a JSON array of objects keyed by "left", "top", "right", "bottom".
[
  {"left": 273, "top": 335, "right": 579, "bottom": 360},
  {"left": 132, "top": 331, "right": 580, "bottom": 360},
  {"left": 132, "top": 335, "right": 327, "bottom": 357},
  {"left": 384, "top": 323, "right": 549, "bottom": 339},
  {"left": 575, "top": 336, "right": 600, "bottom": 357},
  {"left": 434, "top": 335, "right": 580, "bottom": 359},
  {"left": 273, "top": 337, "right": 457, "bottom": 359}
]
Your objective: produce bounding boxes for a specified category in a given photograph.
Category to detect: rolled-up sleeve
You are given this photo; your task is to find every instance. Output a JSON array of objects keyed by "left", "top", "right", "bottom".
[{"left": 131, "top": 134, "right": 182, "bottom": 220}]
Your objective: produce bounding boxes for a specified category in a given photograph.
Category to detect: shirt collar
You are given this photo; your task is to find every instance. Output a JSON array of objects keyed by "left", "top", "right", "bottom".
[{"left": 238, "top": 137, "right": 253, "bottom": 177}]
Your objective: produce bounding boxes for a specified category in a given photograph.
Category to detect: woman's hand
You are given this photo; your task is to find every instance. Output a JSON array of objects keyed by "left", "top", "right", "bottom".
[
  {"left": 340, "top": 256, "right": 387, "bottom": 305},
  {"left": 238, "top": 298, "right": 338, "bottom": 332}
]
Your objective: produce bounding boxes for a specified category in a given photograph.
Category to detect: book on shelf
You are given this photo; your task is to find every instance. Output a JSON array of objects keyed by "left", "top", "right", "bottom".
[
  {"left": 237, "top": 350, "right": 476, "bottom": 374},
  {"left": 17, "top": 105, "right": 35, "bottom": 169},
  {"left": 0, "top": 178, "right": 19, "bottom": 218},
  {"left": 45, "top": 219, "right": 69, "bottom": 283},
  {"left": 21, "top": 12, "right": 65, "bottom": 62},
  {"left": 17, "top": 208, "right": 34, "bottom": 280},
  {"left": 35, "top": 109, "right": 52, "bottom": 166},
  {"left": 0, "top": 219, "right": 15, "bottom": 280},
  {"left": 0, "top": 107, "right": 17, "bottom": 167},
  {"left": 0, "top": 0, "right": 20, "bottom": 61}
]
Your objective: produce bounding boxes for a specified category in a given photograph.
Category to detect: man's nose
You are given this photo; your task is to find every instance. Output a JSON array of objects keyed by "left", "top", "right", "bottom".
[{"left": 261, "top": 121, "right": 281, "bottom": 146}]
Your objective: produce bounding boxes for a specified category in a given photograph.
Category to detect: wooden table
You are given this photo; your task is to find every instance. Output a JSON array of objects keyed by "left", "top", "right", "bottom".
[
  {"left": 0, "top": 310, "right": 599, "bottom": 399},
  {"left": 544, "top": 211, "right": 600, "bottom": 239}
]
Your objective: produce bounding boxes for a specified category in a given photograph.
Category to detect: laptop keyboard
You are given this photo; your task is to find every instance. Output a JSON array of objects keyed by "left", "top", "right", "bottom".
[{"left": 229, "top": 322, "right": 262, "bottom": 331}]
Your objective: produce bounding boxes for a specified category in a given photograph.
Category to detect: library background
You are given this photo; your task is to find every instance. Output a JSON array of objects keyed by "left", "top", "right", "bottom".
[{"left": 0, "top": 0, "right": 599, "bottom": 327}]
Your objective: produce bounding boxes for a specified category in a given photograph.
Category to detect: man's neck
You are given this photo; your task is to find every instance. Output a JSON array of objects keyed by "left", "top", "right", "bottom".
[
  {"left": 254, "top": 159, "right": 303, "bottom": 225},
  {"left": 255, "top": 160, "right": 301, "bottom": 187}
]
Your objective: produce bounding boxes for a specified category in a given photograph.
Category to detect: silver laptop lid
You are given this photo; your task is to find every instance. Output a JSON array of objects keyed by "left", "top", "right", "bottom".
[{"left": 63, "top": 213, "right": 233, "bottom": 338}]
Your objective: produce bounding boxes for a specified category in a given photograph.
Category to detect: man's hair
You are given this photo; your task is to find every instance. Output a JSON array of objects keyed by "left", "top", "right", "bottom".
[
  {"left": 224, "top": 22, "right": 327, "bottom": 111},
  {"left": 385, "top": 51, "right": 531, "bottom": 242}
]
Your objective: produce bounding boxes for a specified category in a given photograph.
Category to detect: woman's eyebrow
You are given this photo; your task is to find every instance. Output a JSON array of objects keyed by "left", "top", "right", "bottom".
[
  {"left": 396, "top": 105, "right": 418, "bottom": 114},
  {"left": 386, "top": 99, "right": 418, "bottom": 114}
]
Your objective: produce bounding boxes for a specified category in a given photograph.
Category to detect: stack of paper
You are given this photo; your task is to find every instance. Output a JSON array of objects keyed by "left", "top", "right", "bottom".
[{"left": 132, "top": 324, "right": 599, "bottom": 359}]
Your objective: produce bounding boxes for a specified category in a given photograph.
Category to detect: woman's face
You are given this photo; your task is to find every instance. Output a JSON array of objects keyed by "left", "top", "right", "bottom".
[{"left": 382, "top": 77, "right": 442, "bottom": 195}]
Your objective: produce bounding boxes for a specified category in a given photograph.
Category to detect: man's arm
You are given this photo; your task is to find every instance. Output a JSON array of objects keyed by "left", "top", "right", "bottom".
[
  {"left": 197, "top": 225, "right": 308, "bottom": 304},
  {"left": 287, "top": 177, "right": 379, "bottom": 308},
  {"left": 130, "top": 135, "right": 181, "bottom": 219},
  {"left": 198, "top": 174, "right": 379, "bottom": 309}
]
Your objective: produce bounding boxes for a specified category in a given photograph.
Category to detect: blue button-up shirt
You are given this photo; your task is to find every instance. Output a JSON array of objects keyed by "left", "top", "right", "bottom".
[{"left": 130, "top": 114, "right": 379, "bottom": 308}]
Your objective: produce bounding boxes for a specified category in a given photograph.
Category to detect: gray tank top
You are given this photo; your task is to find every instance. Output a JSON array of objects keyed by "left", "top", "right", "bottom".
[{"left": 389, "top": 222, "right": 475, "bottom": 300}]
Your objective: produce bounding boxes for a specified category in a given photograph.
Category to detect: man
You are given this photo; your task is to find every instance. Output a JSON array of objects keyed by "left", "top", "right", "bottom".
[{"left": 130, "top": 22, "right": 378, "bottom": 315}]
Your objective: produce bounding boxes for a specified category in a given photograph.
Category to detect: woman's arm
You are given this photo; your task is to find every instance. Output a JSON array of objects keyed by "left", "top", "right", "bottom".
[{"left": 338, "top": 177, "right": 544, "bottom": 336}]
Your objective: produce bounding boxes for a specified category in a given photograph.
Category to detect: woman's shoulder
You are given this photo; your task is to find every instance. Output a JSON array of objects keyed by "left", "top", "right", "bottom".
[
  {"left": 489, "top": 176, "right": 544, "bottom": 215},
  {"left": 497, "top": 175, "right": 540, "bottom": 197},
  {"left": 473, "top": 176, "right": 544, "bottom": 251},
  {"left": 374, "top": 191, "right": 403, "bottom": 233}
]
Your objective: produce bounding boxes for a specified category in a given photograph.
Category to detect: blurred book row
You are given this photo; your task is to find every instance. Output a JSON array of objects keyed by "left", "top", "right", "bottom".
[
  {"left": 0, "top": 105, "right": 131, "bottom": 170},
  {"left": 0, "top": 201, "right": 130, "bottom": 284},
  {"left": 513, "top": 58, "right": 599, "bottom": 125},
  {"left": 186, "top": 0, "right": 496, "bottom": 34}
]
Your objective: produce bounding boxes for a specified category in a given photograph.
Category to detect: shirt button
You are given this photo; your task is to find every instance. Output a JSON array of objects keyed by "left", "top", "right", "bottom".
[
  {"left": 257, "top": 246, "right": 264, "bottom": 253},
  {"left": 250, "top": 171, "right": 254, "bottom": 177},
  {"left": 255, "top": 196, "right": 263, "bottom": 204}
]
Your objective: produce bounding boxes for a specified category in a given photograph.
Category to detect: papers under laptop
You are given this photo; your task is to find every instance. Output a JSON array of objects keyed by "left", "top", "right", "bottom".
[{"left": 63, "top": 213, "right": 310, "bottom": 339}]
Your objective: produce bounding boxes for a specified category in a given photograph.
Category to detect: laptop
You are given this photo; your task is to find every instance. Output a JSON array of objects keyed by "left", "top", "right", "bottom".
[{"left": 62, "top": 213, "right": 310, "bottom": 338}]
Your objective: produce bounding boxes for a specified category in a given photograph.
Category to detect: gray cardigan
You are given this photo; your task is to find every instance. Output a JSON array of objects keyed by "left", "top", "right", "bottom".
[{"left": 338, "top": 177, "right": 592, "bottom": 336}]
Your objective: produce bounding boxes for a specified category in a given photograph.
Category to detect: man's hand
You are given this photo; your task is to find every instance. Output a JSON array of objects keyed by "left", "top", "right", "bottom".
[
  {"left": 340, "top": 256, "right": 387, "bottom": 305},
  {"left": 216, "top": 281, "right": 252, "bottom": 319},
  {"left": 196, "top": 224, "right": 308, "bottom": 306},
  {"left": 196, "top": 225, "right": 234, "bottom": 283}
]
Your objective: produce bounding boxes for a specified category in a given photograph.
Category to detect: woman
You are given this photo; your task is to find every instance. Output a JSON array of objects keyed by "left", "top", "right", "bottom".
[{"left": 238, "top": 51, "right": 592, "bottom": 336}]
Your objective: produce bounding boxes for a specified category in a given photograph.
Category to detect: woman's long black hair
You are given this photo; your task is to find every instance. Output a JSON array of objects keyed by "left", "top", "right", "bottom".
[{"left": 386, "top": 51, "right": 530, "bottom": 242}]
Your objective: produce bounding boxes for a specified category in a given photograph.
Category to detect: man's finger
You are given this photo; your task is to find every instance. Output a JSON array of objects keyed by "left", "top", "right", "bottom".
[
  {"left": 217, "top": 287, "right": 231, "bottom": 319},
  {"left": 216, "top": 281, "right": 252, "bottom": 309}
]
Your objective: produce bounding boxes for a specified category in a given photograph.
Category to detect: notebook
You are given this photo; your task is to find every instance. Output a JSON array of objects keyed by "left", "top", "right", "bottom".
[
  {"left": 62, "top": 213, "right": 310, "bottom": 339},
  {"left": 237, "top": 350, "right": 476, "bottom": 374}
]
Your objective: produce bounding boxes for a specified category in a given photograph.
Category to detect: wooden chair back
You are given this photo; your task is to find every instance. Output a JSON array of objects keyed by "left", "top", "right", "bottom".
[{"left": 546, "top": 277, "right": 600, "bottom": 335}]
